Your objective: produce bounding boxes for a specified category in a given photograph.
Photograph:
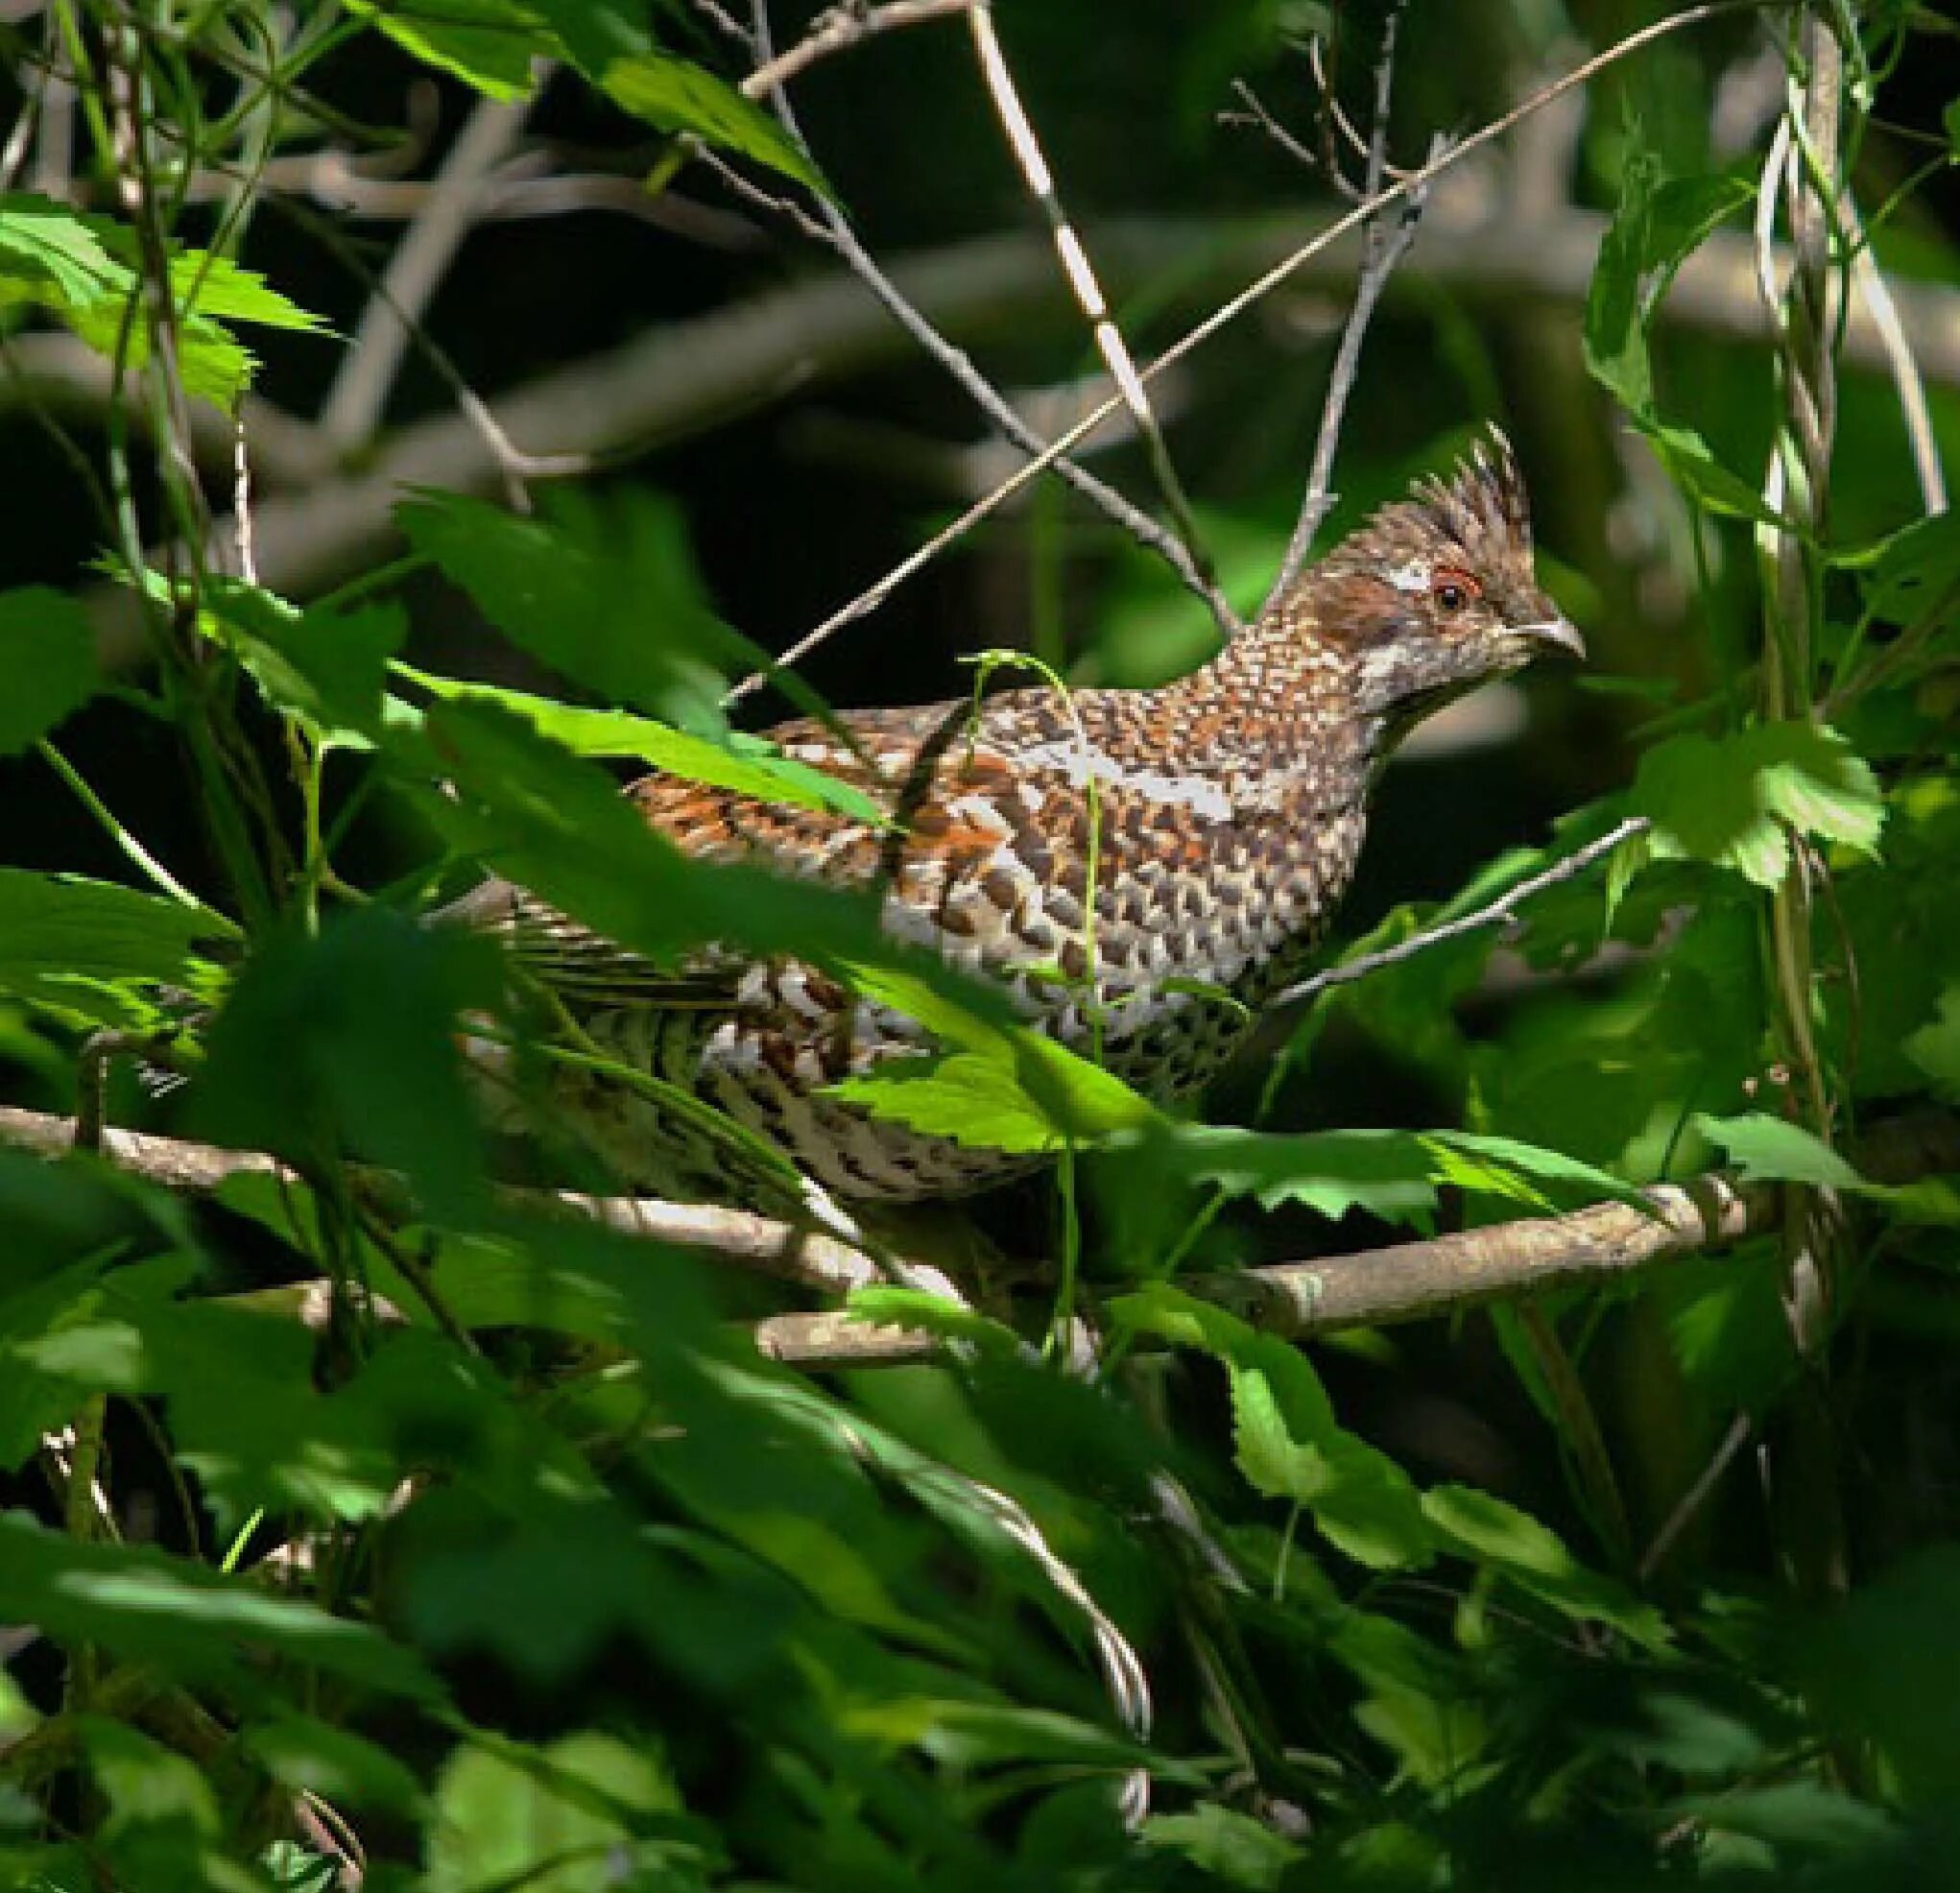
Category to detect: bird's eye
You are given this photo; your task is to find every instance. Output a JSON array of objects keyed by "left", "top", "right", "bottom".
[{"left": 1430, "top": 568, "right": 1480, "bottom": 617}]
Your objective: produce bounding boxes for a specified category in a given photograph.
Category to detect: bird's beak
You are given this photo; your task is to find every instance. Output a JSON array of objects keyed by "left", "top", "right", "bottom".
[{"left": 1517, "top": 614, "right": 1586, "bottom": 659}]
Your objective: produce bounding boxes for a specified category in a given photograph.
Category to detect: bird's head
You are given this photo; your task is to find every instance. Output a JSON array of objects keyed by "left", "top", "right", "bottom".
[{"left": 1302, "top": 430, "right": 1583, "bottom": 730}]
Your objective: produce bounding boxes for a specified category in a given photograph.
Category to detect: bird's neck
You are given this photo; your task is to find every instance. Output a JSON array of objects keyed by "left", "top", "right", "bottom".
[{"left": 1150, "top": 600, "right": 1385, "bottom": 787}]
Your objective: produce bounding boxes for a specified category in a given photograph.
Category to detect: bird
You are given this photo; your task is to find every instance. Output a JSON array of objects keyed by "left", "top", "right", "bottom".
[{"left": 450, "top": 431, "right": 1582, "bottom": 1208}]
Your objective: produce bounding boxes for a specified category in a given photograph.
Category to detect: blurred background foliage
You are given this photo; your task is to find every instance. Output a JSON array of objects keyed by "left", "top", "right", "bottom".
[{"left": 0, "top": 0, "right": 1957, "bottom": 1885}]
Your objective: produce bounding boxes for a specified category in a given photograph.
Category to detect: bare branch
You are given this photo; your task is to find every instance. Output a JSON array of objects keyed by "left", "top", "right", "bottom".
[
  {"left": 965, "top": 0, "right": 1210, "bottom": 576},
  {"left": 3, "top": 1103, "right": 1954, "bottom": 1378},
  {"left": 714, "top": 13, "right": 1241, "bottom": 695},
  {"left": 754, "top": 1111, "right": 1960, "bottom": 1371},
  {"left": 83, "top": 198, "right": 1960, "bottom": 657},
  {"left": 735, "top": 1, "right": 1790, "bottom": 694},
  {"left": 1269, "top": 817, "right": 1652, "bottom": 1016},
  {"left": 318, "top": 90, "right": 535, "bottom": 463},
  {"left": 1268, "top": 4, "right": 1441, "bottom": 605}
]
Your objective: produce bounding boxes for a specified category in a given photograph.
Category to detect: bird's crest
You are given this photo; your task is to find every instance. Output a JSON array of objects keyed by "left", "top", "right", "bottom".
[
  {"left": 1403, "top": 426, "right": 1534, "bottom": 563},
  {"left": 1321, "top": 425, "right": 1535, "bottom": 586}
]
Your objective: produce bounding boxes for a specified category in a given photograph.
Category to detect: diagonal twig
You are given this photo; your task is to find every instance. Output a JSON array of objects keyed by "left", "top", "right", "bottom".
[
  {"left": 732, "top": 0, "right": 1773, "bottom": 699},
  {"left": 736, "top": 0, "right": 977, "bottom": 98},
  {"left": 966, "top": 0, "right": 1211, "bottom": 579},
  {"left": 714, "top": 12, "right": 1241, "bottom": 698},
  {"left": 1268, "top": 816, "right": 1652, "bottom": 1015}
]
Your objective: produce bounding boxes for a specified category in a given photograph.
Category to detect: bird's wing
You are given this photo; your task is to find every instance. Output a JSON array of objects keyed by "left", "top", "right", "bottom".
[{"left": 452, "top": 698, "right": 1052, "bottom": 1010}]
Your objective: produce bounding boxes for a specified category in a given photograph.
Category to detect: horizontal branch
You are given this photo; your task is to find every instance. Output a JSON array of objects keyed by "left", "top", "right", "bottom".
[
  {"left": 0, "top": 1104, "right": 879, "bottom": 1299},
  {"left": 65, "top": 205, "right": 1960, "bottom": 667},
  {"left": 6, "top": 1101, "right": 1954, "bottom": 1375},
  {"left": 754, "top": 1112, "right": 1960, "bottom": 1368}
]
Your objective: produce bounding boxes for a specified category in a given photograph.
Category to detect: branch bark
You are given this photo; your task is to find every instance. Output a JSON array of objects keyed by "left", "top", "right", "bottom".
[{"left": 5, "top": 1101, "right": 1952, "bottom": 1376}]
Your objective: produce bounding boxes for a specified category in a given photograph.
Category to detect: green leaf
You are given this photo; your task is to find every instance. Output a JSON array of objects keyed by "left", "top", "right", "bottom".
[
  {"left": 205, "top": 582, "right": 404, "bottom": 749},
  {"left": 1634, "top": 415, "right": 1787, "bottom": 525},
  {"left": 0, "top": 196, "right": 326, "bottom": 407},
  {"left": 1671, "top": 1782, "right": 1899, "bottom": 1858},
  {"left": 1905, "top": 987, "right": 1960, "bottom": 1101},
  {"left": 842, "top": 1285, "right": 1020, "bottom": 1356},
  {"left": 1420, "top": 1484, "right": 1669, "bottom": 1644},
  {"left": 1423, "top": 1130, "right": 1647, "bottom": 1212},
  {"left": 1582, "top": 144, "right": 1659, "bottom": 412},
  {"left": 409, "top": 696, "right": 888, "bottom": 977},
  {"left": 0, "top": 1511, "right": 438, "bottom": 1697},
  {"left": 1135, "top": 1124, "right": 1630, "bottom": 1230},
  {"left": 1583, "top": 146, "right": 1774, "bottom": 522},
  {"left": 0, "top": 193, "right": 123, "bottom": 305},
  {"left": 1696, "top": 1112, "right": 1863, "bottom": 1190},
  {"left": 169, "top": 251, "right": 330, "bottom": 336},
  {"left": 1133, "top": 1124, "right": 1440, "bottom": 1227},
  {"left": 244, "top": 1717, "right": 428, "bottom": 1818},
  {"left": 194, "top": 909, "right": 502, "bottom": 1228},
  {"left": 827, "top": 1052, "right": 1056, "bottom": 1154},
  {"left": 1856, "top": 510, "right": 1960, "bottom": 629},
  {"left": 1631, "top": 722, "right": 1885, "bottom": 887},
  {"left": 394, "top": 660, "right": 884, "bottom": 824},
  {"left": 344, "top": 0, "right": 550, "bottom": 97},
  {"left": 0, "top": 867, "right": 230, "bottom": 989},
  {"left": 1111, "top": 1283, "right": 1433, "bottom": 1570},
  {"left": 848, "top": 1697, "right": 1163, "bottom": 1774},
  {"left": 602, "top": 50, "right": 827, "bottom": 195},
  {"left": 425, "top": 1732, "right": 692, "bottom": 1893},
  {"left": 394, "top": 489, "right": 755, "bottom": 729},
  {"left": 0, "top": 587, "right": 98, "bottom": 753},
  {"left": 1143, "top": 1805, "right": 1301, "bottom": 1891},
  {"left": 830, "top": 962, "right": 1159, "bottom": 1152}
]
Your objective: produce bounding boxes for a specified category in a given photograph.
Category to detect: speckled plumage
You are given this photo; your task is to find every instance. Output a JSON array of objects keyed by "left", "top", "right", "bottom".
[{"left": 453, "top": 433, "right": 1580, "bottom": 1204}]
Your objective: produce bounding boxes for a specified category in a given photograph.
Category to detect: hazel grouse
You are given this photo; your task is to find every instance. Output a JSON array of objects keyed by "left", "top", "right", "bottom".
[{"left": 453, "top": 432, "right": 1582, "bottom": 1205}]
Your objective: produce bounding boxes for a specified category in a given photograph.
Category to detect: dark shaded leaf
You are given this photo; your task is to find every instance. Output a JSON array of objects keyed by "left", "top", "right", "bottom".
[
  {"left": 0, "top": 588, "right": 98, "bottom": 752},
  {"left": 0, "top": 1512, "right": 438, "bottom": 1697}
]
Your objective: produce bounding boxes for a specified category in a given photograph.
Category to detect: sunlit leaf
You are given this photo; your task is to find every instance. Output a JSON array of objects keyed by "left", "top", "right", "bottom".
[
  {"left": 1696, "top": 1113, "right": 1862, "bottom": 1190},
  {"left": 1421, "top": 1484, "right": 1669, "bottom": 1644},
  {"left": 603, "top": 50, "right": 827, "bottom": 195},
  {"left": 1112, "top": 1283, "right": 1433, "bottom": 1570},
  {"left": 395, "top": 660, "right": 883, "bottom": 824},
  {"left": 425, "top": 1731, "right": 698, "bottom": 1893},
  {"left": 204, "top": 582, "right": 405, "bottom": 749},
  {"left": 830, "top": 961, "right": 1159, "bottom": 1152},
  {"left": 343, "top": 0, "right": 549, "bottom": 97},
  {"left": 1631, "top": 722, "right": 1884, "bottom": 887}
]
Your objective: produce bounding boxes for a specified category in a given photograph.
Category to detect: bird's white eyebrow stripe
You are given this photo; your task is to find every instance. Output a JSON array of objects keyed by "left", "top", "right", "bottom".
[
  {"left": 1015, "top": 736, "right": 1233, "bottom": 822},
  {"left": 1386, "top": 559, "right": 1430, "bottom": 592}
]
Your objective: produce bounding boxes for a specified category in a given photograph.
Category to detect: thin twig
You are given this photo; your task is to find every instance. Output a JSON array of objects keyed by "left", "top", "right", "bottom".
[
  {"left": 732, "top": 0, "right": 1784, "bottom": 697},
  {"left": 1268, "top": 6, "right": 1443, "bottom": 605},
  {"left": 737, "top": 0, "right": 976, "bottom": 98},
  {"left": 1638, "top": 1409, "right": 1754, "bottom": 1581},
  {"left": 1268, "top": 817, "right": 1651, "bottom": 1016},
  {"left": 966, "top": 0, "right": 1210, "bottom": 575},
  {"left": 716, "top": 24, "right": 1240, "bottom": 686}
]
